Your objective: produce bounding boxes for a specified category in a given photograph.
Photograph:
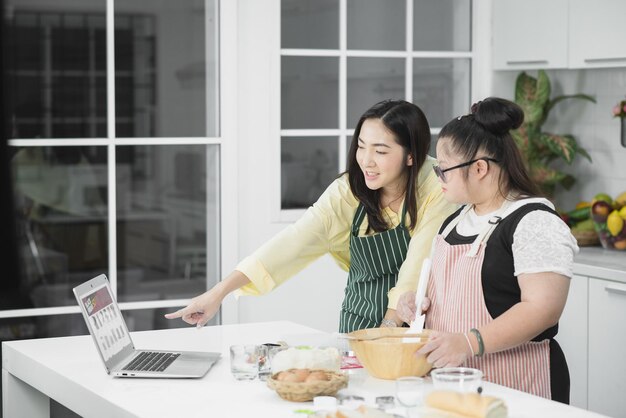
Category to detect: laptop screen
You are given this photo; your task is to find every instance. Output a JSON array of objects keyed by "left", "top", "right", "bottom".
[{"left": 80, "top": 283, "right": 132, "bottom": 362}]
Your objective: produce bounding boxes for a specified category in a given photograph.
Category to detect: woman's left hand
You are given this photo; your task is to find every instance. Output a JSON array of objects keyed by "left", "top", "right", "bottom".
[{"left": 416, "top": 331, "right": 472, "bottom": 368}]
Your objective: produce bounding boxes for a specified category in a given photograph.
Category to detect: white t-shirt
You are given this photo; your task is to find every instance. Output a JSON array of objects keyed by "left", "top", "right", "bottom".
[{"left": 455, "top": 198, "right": 579, "bottom": 278}]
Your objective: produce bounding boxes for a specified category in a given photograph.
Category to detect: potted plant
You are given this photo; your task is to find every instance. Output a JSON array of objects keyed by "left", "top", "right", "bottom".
[{"left": 512, "top": 70, "right": 596, "bottom": 197}]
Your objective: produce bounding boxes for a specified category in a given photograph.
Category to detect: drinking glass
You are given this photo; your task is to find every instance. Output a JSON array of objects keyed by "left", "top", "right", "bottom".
[
  {"left": 229, "top": 345, "right": 260, "bottom": 380},
  {"left": 257, "top": 344, "right": 280, "bottom": 381},
  {"left": 396, "top": 376, "right": 424, "bottom": 417}
]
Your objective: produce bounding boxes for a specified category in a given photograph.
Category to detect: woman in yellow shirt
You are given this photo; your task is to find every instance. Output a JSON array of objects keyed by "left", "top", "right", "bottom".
[{"left": 166, "top": 100, "right": 456, "bottom": 332}]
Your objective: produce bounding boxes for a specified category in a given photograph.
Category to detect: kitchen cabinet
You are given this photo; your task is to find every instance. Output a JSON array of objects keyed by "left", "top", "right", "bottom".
[
  {"left": 558, "top": 248, "right": 626, "bottom": 415},
  {"left": 492, "top": 0, "right": 568, "bottom": 70},
  {"left": 493, "top": 0, "right": 626, "bottom": 70},
  {"left": 587, "top": 278, "right": 626, "bottom": 417},
  {"left": 569, "top": 0, "right": 626, "bottom": 68},
  {"left": 557, "top": 274, "right": 588, "bottom": 409}
]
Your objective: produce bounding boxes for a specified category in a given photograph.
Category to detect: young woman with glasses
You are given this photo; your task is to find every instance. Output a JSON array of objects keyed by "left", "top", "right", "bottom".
[
  {"left": 397, "top": 97, "right": 578, "bottom": 403},
  {"left": 166, "top": 99, "right": 456, "bottom": 333}
]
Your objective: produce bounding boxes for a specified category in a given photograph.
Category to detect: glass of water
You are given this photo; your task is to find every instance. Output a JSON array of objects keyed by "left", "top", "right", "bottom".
[
  {"left": 396, "top": 376, "right": 425, "bottom": 417},
  {"left": 259, "top": 344, "right": 287, "bottom": 381},
  {"left": 229, "top": 345, "right": 260, "bottom": 380}
]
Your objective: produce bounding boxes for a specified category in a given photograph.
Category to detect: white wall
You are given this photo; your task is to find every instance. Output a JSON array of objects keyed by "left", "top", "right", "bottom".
[
  {"left": 235, "top": 0, "right": 346, "bottom": 333},
  {"left": 492, "top": 68, "right": 626, "bottom": 210}
]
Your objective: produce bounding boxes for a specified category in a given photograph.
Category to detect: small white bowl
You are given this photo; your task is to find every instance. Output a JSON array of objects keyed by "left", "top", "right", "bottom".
[{"left": 430, "top": 367, "right": 483, "bottom": 393}]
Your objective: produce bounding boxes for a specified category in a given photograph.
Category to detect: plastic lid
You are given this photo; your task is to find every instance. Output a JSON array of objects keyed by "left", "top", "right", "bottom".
[{"left": 313, "top": 396, "right": 338, "bottom": 411}]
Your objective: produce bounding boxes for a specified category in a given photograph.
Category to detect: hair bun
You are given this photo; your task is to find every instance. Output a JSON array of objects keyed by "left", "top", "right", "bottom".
[{"left": 472, "top": 97, "right": 524, "bottom": 136}]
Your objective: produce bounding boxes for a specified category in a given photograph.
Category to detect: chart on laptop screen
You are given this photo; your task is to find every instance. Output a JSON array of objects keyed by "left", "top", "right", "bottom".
[{"left": 81, "top": 285, "right": 131, "bottom": 361}]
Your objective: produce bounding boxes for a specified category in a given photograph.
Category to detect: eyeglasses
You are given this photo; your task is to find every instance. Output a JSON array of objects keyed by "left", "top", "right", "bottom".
[{"left": 432, "top": 157, "right": 499, "bottom": 183}]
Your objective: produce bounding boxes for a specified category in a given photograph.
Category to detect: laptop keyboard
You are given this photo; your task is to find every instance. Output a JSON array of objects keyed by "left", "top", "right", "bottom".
[{"left": 122, "top": 351, "right": 181, "bottom": 372}]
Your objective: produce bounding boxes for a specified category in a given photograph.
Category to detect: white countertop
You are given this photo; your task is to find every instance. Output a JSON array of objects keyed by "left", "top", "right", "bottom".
[
  {"left": 1, "top": 321, "right": 609, "bottom": 418},
  {"left": 574, "top": 247, "right": 626, "bottom": 283}
]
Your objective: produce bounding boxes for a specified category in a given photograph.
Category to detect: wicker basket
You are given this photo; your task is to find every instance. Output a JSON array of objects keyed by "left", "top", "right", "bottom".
[
  {"left": 266, "top": 369, "right": 348, "bottom": 402},
  {"left": 571, "top": 229, "right": 600, "bottom": 247}
]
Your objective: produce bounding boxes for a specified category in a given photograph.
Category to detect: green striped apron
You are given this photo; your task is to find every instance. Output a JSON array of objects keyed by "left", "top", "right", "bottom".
[{"left": 339, "top": 202, "right": 411, "bottom": 333}]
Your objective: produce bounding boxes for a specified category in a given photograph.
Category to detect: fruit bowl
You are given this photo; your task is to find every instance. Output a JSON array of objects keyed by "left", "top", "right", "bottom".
[{"left": 591, "top": 201, "right": 626, "bottom": 251}]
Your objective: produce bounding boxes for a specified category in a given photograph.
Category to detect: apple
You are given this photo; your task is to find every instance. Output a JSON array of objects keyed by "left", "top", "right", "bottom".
[{"left": 591, "top": 200, "right": 612, "bottom": 223}]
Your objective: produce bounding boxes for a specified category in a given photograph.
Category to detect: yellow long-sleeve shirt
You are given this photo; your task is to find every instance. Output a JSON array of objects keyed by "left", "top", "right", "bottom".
[{"left": 235, "top": 155, "right": 458, "bottom": 309}]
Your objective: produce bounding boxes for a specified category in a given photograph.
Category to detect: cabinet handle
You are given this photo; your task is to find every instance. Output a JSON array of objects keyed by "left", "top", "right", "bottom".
[
  {"left": 584, "top": 57, "right": 626, "bottom": 64},
  {"left": 605, "top": 283, "right": 626, "bottom": 295},
  {"left": 506, "top": 60, "right": 549, "bottom": 65}
]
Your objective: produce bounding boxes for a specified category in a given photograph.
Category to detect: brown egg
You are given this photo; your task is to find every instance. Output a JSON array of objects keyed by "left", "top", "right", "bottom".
[
  {"left": 305, "top": 371, "right": 329, "bottom": 382},
  {"left": 275, "top": 371, "right": 298, "bottom": 382},
  {"left": 290, "top": 369, "right": 311, "bottom": 382}
]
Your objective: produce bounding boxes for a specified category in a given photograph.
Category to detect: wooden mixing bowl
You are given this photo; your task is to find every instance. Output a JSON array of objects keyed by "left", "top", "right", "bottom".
[{"left": 347, "top": 327, "right": 432, "bottom": 380}]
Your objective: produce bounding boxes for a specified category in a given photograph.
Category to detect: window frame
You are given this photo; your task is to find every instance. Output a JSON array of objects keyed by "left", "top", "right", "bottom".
[
  {"left": 274, "top": 0, "right": 479, "bottom": 222},
  {"left": 2, "top": 0, "right": 240, "bottom": 325}
]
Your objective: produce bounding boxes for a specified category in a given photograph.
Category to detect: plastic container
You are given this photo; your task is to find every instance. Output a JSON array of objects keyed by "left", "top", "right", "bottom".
[{"left": 430, "top": 367, "right": 483, "bottom": 393}]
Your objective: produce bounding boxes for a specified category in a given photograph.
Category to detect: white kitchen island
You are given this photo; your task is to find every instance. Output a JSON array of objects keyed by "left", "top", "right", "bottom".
[{"left": 2, "top": 321, "right": 608, "bottom": 418}]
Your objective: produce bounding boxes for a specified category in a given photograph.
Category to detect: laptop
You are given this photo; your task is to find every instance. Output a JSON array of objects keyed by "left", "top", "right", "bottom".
[{"left": 73, "top": 274, "right": 220, "bottom": 378}]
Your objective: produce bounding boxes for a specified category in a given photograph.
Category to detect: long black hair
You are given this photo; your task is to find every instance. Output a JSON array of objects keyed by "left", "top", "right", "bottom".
[
  {"left": 438, "top": 97, "right": 541, "bottom": 198},
  {"left": 346, "top": 99, "right": 431, "bottom": 233}
]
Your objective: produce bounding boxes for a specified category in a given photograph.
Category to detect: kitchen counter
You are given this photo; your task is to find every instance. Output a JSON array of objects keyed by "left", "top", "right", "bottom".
[
  {"left": 2, "top": 321, "right": 609, "bottom": 418},
  {"left": 573, "top": 247, "right": 626, "bottom": 283}
]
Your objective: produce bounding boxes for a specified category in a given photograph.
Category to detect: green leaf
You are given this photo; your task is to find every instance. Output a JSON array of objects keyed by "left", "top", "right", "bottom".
[
  {"left": 535, "top": 70, "right": 551, "bottom": 111},
  {"left": 511, "top": 128, "right": 529, "bottom": 158},
  {"left": 514, "top": 71, "right": 550, "bottom": 127},
  {"left": 559, "top": 174, "right": 576, "bottom": 190},
  {"left": 576, "top": 145, "right": 592, "bottom": 162},
  {"left": 515, "top": 73, "right": 542, "bottom": 127},
  {"left": 545, "top": 94, "right": 596, "bottom": 116},
  {"left": 539, "top": 133, "right": 577, "bottom": 164},
  {"left": 529, "top": 163, "right": 567, "bottom": 186},
  {"left": 514, "top": 72, "right": 535, "bottom": 105},
  {"left": 529, "top": 163, "right": 576, "bottom": 195}
]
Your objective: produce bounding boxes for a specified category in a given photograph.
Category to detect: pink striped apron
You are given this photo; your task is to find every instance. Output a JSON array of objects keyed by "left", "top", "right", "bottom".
[{"left": 425, "top": 204, "right": 552, "bottom": 399}]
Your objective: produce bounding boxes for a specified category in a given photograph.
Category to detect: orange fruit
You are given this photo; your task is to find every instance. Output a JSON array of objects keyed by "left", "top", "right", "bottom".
[{"left": 614, "top": 239, "right": 626, "bottom": 250}]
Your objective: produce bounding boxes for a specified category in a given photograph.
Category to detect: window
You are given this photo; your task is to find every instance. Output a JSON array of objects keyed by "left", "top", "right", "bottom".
[
  {"left": 279, "top": 0, "right": 472, "bottom": 213},
  {"left": 2, "top": 0, "right": 225, "bottom": 341}
]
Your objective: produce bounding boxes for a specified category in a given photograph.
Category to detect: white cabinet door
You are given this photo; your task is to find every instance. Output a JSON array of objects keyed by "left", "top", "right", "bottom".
[
  {"left": 493, "top": 0, "right": 568, "bottom": 70},
  {"left": 569, "top": 0, "right": 626, "bottom": 68},
  {"left": 588, "top": 278, "right": 626, "bottom": 416},
  {"left": 557, "top": 275, "right": 588, "bottom": 409}
]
